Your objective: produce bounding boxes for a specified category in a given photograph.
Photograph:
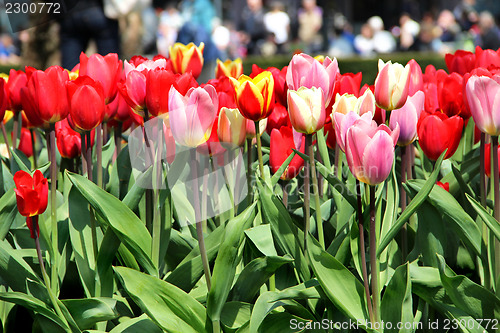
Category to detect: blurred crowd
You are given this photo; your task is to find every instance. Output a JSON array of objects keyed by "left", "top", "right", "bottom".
[{"left": 0, "top": 0, "right": 500, "bottom": 67}]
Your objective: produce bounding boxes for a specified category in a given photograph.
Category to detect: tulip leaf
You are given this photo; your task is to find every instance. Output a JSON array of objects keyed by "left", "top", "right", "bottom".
[
  {"left": 466, "top": 194, "right": 500, "bottom": 241},
  {"left": 381, "top": 263, "right": 413, "bottom": 333},
  {"left": 114, "top": 266, "right": 207, "bottom": 333},
  {"left": 207, "top": 202, "right": 257, "bottom": 322},
  {"left": 61, "top": 298, "right": 118, "bottom": 330},
  {"left": 377, "top": 150, "right": 445, "bottom": 256},
  {"left": 67, "top": 172, "right": 156, "bottom": 276},
  {"left": 270, "top": 151, "right": 296, "bottom": 186},
  {"left": 244, "top": 224, "right": 278, "bottom": 257},
  {"left": 107, "top": 145, "right": 132, "bottom": 200},
  {"left": 316, "top": 128, "right": 332, "bottom": 170},
  {"left": 230, "top": 255, "right": 294, "bottom": 302},
  {"left": 0, "top": 188, "right": 18, "bottom": 240},
  {"left": 109, "top": 314, "right": 162, "bottom": 333},
  {"left": 306, "top": 234, "right": 374, "bottom": 332},
  {"left": 10, "top": 148, "right": 31, "bottom": 173},
  {"left": 220, "top": 302, "right": 251, "bottom": 331}
]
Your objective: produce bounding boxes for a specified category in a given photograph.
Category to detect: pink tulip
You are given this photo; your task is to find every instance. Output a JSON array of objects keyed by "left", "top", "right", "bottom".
[
  {"left": 123, "top": 57, "right": 168, "bottom": 77},
  {"left": 287, "top": 86, "right": 326, "bottom": 134},
  {"left": 465, "top": 74, "right": 500, "bottom": 136},
  {"left": 346, "top": 120, "right": 399, "bottom": 185},
  {"left": 286, "top": 53, "right": 339, "bottom": 107},
  {"left": 245, "top": 118, "right": 267, "bottom": 139},
  {"left": 389, "top": 91, "right": 424, "bottom": 146},
  {"left": 168, "top": 85, "right": 218, "bottom": 147},
  {"left": 374, "top": 60, "right": 411, "bottom": 111},
  {"left": 407, "top": 59, "right": 423, "bottom": 97},
  {"left": 333, "top": 111, "right": 373, "bottom": 152}
]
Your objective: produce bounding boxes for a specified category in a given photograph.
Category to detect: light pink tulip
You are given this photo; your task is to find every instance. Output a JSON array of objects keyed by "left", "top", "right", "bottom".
[
  {"left": 346, "top": 121, "right": 399, "bottom": 185},
  {"left": 389, "top": 91, "right": 424, "bottom": 146},
  {"left": 465, "top": 74, "right": 500, "bottom": 136},
  {"left": 124, "top": 58, "right": 167, "bottom": 77},
  {"left": 374, "top": 60, "right": 411, "bottom": 111},
  {"left": 286, "top": 53, "right": 339, "bottom": 107},
  {"left": 333, "top": 111, "right": 373, "bottom": 152},
  {"left": 168, "top": 85, "right": 218, "bottom": 147},
  {"left": 330, "top": 93, "right": 358, "bottom": 115},
  {"left": 287, "top": 86, "right": 326, "bottom": 134}
]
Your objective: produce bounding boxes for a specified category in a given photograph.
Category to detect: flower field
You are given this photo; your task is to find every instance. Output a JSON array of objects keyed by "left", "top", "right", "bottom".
[{"left": 0, "top": 44, "right": 499, "bottom": 332}]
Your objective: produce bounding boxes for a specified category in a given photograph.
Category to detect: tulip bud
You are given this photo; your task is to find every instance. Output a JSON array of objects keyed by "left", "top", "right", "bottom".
[
  {"left": 215, "top": 58, "right": 243, "bottom": 79},
  {"left": 374, "top": 59, "right": 411, "bottom": 111},
  {"left": 169, "top": 42, "right": 204, "bottom": 79},
  {"left": 287, "top": 86, "right": 326, "bottom": 134},
  {"left": 218, "top": 107, "right": 247, "bottom": 147},
  {"left": 389, "top": 91, "right": 424, "bottom": 146}
]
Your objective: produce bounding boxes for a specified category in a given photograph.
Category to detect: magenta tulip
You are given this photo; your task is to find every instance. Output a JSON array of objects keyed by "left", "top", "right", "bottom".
[
  {"left": 389, "top": 90, "right": 424, "bottom": 146},
  {"left": 346, "top": 120, "right": 399, "bottom": 185},
  {"left": 168, "top": 85, "right": 218, "bottom": 147},
  {"left": 465, "top": 74, "right": 500, "bottom": 136}
]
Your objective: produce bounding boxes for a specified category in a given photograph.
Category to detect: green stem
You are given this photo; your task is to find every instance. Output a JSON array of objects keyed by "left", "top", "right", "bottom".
[
  {"left": 492, "top": 136, "right": 500, "bottom": 285},
  {"left": 96, "top": 124, "right": 103, "bottom": 188},
  {"left": 308, "top": 134, "right": 324, "bottom": 249},
  {"left": 480, "top": 133, "right": 487, "bottom": 208},
  {"left": 246, "top": 138, "right": 253, "bottom": 200},
  {"left": 80, "top": 133, "right": 87, "bottom": 177},
  {"left": 369, "top": 185, "right": 380, "bottom": 323},
  {"left": 12, "top": 112, "right": 19, "bottom": 150},
  {"left": 152, "top": 120, "right": 163, "bottom": 270},
  {"left": 114, "top": 124, "right": 122, "bottom": 158},
  {"left": 356, "top": 179, "right": 374, "bottom": 323},
  {"left": 85, "top": 132, "right": 98, "bottom": 289},
  {"left": 143, "top": 111, "right": 153, "bottom": 233},
  {"left": 191, "top": 149, "right": 211, "bottom": 290},
  {"left": 33, "top": 216, "right": 70, "bottom": 330},
  {"left": 49, "top": 124, "right": 58, "bottom": 294},
  {"left": 30, "top": 129, "right": 37, "bottom": 169},
  {"left": 400, "top": 145, "right": 408, "bottom": 262},
  {"left": 303, "top": 135, "right": 311, "bottom": 254},
  {"left": 254, "top": 121, "right": 264, "bottom": 179},
  {"left": 282, "top": 181, "right": 288, "bottom": 208},
  {"left": 0, "top": 122, "right": 11, "bottom": 158}
]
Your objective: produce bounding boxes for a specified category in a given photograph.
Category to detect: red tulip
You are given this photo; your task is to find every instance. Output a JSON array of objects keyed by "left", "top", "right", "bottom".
[
  {"left": 79, "top": 52, "right": 122, "bottom": 103},
  {"left": 14, "top": 169, "right": 48, "bottom": 218},
  {"left": 22, "top": 66, "right": 70, "bottom": 124},
  {"left": 0, "top": 79, "right": 7, "bottom": 121},
  {"left": 417, "top": 112, "right": 463, "bottom": 160},
  {"left": 323, "top": 119, "right": 336, "bottom": 149},
  {"left": 56, "top": 118, "right": 82, "bottom": 159},
  {"left": 11, "top": 128, "right": 33, "bottom": 157},
  {"left": 230, "top": 72, "right": 275, "bottom": 121},
  {"left": 169, "top": 42, "right": 204, "bottom": 79},
  {"left": 332, "top": 72, "right": 362, "bottom": 98},
  {"left": 5, "top": 69, "right": 27, "bottom": 113},
  {"left": 436, "top": 181, "right": 450, "bottom": 191},
  {"left": 216, "top": 58, "right": 243, "bottom": 79},
  {"left": 475, "top": 46, "right": 500, "bottom": 71},
  {"left": 438, "top": 71, "right": 465, "bottom": 118},
  {"left": 266, "top": 103, "right": 290, "bottom": 134},
  {"left": 484, "top": 143, "right": 500, "bottom": 178},
  {"left": 118, "top": 70, "right": 147, "bottom": 116},
  {"left": 445, "top": 49, "right": 476, "bottom": 75},
  {"left": 67, "top": 76, "right": 105, "bottom": 131},
  {"left": 270, "top": 126, "right": 305, "bottom": 180},
  {"left": 251, "top": 65, "right": 288, "bottom": 106}
]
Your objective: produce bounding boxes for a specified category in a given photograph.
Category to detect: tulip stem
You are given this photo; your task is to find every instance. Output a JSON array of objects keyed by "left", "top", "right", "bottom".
[
  {"left": 303, "top": 135, "right": 311, "bottom": 254},
  {"left": 152, "top": 120, "right": 163, "bottom": 270},
  {"left": 480, "top": 133, "right": 487, "bottom": 208},
  {"left": 49, "top": 124, "right": 58, "bottom": 294},
  {"left": 308, "top": 134, "right": 324, "bottom": 249},
  {"left": 115, "top": 124, "right": 122, "bottom": 158},
  {"left": 143, "top": 111, "right": 154, "bottom": 233},
  {"left": 281, "top": 181, "right": 288, "bottom": 208},
  {"left": 80, "top": 133, "right": 87, "bottom": 176},
  {"left": 492, "top": 136, "right": 500, "bottom": 285},
  {"left": 246, "top": 139, "right": 252, "bottom": 200},
  {"left": 0, "top": 122, "right": 11, "bottom": 158},
  {"left": 96, "top": 124, "right": 103, "bottom": 188},
  {"left": 12, "top": 112, "right": 18, "bottom": 150},
  {"left": 369, "top": 185, "right": 380, "bottom": 323},
  {"left": 33, "top": 216, "right": 69, "bottom": 330},
  {"left": 400, "top": 145, "right": 408, "bottom": 261},
  {"left": 356, "top": 179, "right": 374, "bottom": 323},
  {"left": 191, "top": 149, "right": 211, "bottom": 290},
  {"left": 334, "top": 143, "right": 340, "bottom": 178},
  {"left": 30, "top": 129, "right": 37, "bottom": 169},
  {"left": 86, "top": 132, "right": 99, "bottom": 276},
  {"left": 254, "top": 121, "right": 265, "bottom": 179}
]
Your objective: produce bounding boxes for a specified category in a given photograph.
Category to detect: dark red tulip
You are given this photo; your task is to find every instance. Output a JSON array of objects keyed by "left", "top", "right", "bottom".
[
  {"left": 56, "top": 118, "right": 82, "bottom": 159},
  {"left": 270, "top": 126, "right": 305, "bottom": 180},
  {"left": 67, "top": 76, "right": 105, "bottom": 131},
  {"left": 79, "top": 52, "right": 122, "bottom": 103},
  {"left": 266, "top": 103, "right": 290, "bottom": 134},
  {"left": 436, "top": 181, "right": 450, "bottom": 191},
  {"left": 484, "top": 143, "right": 500, "bottom": 178},
  {"left": 417, "top": 111, "right": 463, "bottom": 160},
  {"left": 14, "top": 169, "right": 48, "bottom": 218},
  {"left": 6, "top": 69, "right": 27, "bottom": 113},
  {"left": 445, "top": 50, "right": 476, "bottom": 75}
]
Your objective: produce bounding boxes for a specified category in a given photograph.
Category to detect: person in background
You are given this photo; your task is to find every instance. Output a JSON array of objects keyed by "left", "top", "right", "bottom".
[
  {"left": 354, "top": 23, "right": 374, "bottom": 57},
  {"left": 0, "top": 33, "right": 20, "bottom": 65},
  {"left": 398, "top": 12, "right": 420, "bottom": 51},
  {"left": 328, "top": 13, "right": 355, "bottom": 57},
  {"left": 297, "top": 0, "right": 323, "bottom": 53},
  {"left": 237, "top": 0, "right": 267, "bottom": 55},
  {"left": 264, "top": 1, "right": 290, "bottom": 54},
  {"left": 157, "top": 2, "right": 183, "bottom": 57},
  {"left": 477, "top": 11, "right": 500, "bottom": 50},
  {"left": 367, "top": 16, "right": 396, "bottom": 54}
]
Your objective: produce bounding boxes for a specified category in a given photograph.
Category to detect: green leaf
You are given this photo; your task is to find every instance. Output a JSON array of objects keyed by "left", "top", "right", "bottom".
[
  {"left": 231, "top": 256, "right": 294, "bottom": 302},
  {"left": 467, "top": 194, "right": 500, "bottom": 241},
  {"left": 307, "top": 234, "right": 373, "bottom": 332},
  {"left": 0, "top": 239, "right": 42, "bottom": 293},
  {"left": 378, "top": 150, "right": 445, "bottom": 256},
  {"left": 109, "top": 314, "right": 162, "bottom": 333},
  {"left": 244, "top": 225, "right": 277, "bottom": 257},
  {"left": 0, "top": 292, "right": 68, "bottom": 331},
  {"left": 270, "top": 151, "right": 296, "bottom": 186},
  {"left": 207, "top": 202, "right": 257, "bottom": 322},
  {"left": 221, "top": 302, "right": 251, "bottom": 331},
  {"left": 258, "top": 312, "right": 310, "bottom": 333},
  {"left": 67, "top": 172, "right": 156, "bottom": 275},
  {"left": 316, "top": 128, "right": 332, "bottom": 170},
  {"left": 381, "top": 263, "right": 413, "bottom": 333},
  {"left": 0, "top": 189, "right": 17, "bottom": 240},
  {"left": 436, "top": 255, "right": 500, "bottom": 320},
  {"left": 257, "top": 179, "right": 310, "bottom": 282},
  {"left": 61, "top": 298, "right": 118, "bottom": 330},
  {"left": 10, "top": 149, "right": 31, "bottom": 173},
  {"left": 114, "top": 266, "right": 207, "bottom": 333}
]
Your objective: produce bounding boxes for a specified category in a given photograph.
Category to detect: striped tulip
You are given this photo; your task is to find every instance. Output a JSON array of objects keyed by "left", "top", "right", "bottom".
[
  {"left": 169, "top": 42, "right": 204, "bottom": 79},
  {"left": 215, "top": 58, "right": 243, "bottom": 79},
  {"left": 218, "top": 107, "right": 247, "bottom": 147},
  {"left": 287, "top": 86, "right": 325, "bottom": 134},
  {"left": 465, "top": 74, "right": 500, "bottom": 136},
  {"left": 374, "top": 59, "right": 411, "bottom": 111},
  {"left": 230, "top": 71, "right": 274, "bottom": 121}
]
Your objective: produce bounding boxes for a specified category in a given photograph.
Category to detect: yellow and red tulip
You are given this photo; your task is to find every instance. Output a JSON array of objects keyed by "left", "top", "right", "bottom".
[
  {"left": 230, "top": 71, "right": 275, "bottom": 122},
  {"left": 169, "top": 42, "right": 204, "bottom": 79},
  {"left": 215, "top": 58, "right": 243, "bottom": 79}
]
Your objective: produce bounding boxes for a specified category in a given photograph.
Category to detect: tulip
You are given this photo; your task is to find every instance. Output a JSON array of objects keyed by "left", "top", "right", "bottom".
[
  {"left": 216, "top": 58, "right": 243, "bottom": 79},
  {"left": 12, "top": 127, "right": 33, "bottom": 157},
  {"left": 374, "top": 59, "right": 410, "bottom": 111},
  {"left": 270, "top": 126, "right": 305, "bottom": 180},
  {"left": 79, "top": 52, "right": 122, "bottom": 103},
  {"left": 287, "top": 87, "right": 326, "bottom": 134},
  {"left": 333, "top": 111, "right": 373, "bottom": 152},
  {"left": 445, "top": 49, "right": 476, "bottom": 75},
  {"left": 407, "top": 59, "right": 423, "bottom": 96},
  {"left": 245, "top": 118, "right": 267, "bottom": 139},
  {"left": 169, "top": 42, "right": 204, "bottom": 79},
  {"left": 330, "top": 93, "right": 358, "bottom": 115},
  {"left": 475, "top": 46, "right": 500, "bottom": 71},
  {"left": 286, "top": 53, "right": 339, "bottom": 106},
  {"left": 332, "top": 72, "right": 362, "bottom": 99},
  {"left": 230, "top": 71, "right": 274, "bottom": 121},
  {"left": 55, "top": 118, "right": 82, "bottom": 159},
  {"left": 251, "top": 65, "right": 288, "bottom": 106},
  {"left": 436, "top": 181, "right": 450, "bottom": 192},
  {"left": 218, "top": 107, "right": 247, "bottom": 147},
  {"left": 14, "top": 169, "right": 48, "bottom": 218},
  {"left": 417, "top": 112, "right": 463, "bottom": 160},
  {"left": 0, "top": 79, "right": 7, "bottom": 122},
  {"left": 323, "top": 119, "right": 336, "bottom": 149},
  {"left": 360, "top": 85, "right": 386, "bottom": 124},
  {"left": 389, "top": 91, "right": 424, "bottom": 146},
  {"left": 5, "top": 69, "right": 27, "bottom": 113},
  {"left": 462, "top": 68, "right": 491, "bottom": 120},
  {"left": 438, "top": 71, "right": 464, "bottom": 118},
  {"left": 345, "top": 121, "right": 399, "bottom": 185},
  {"left": 168, "top": 85, "right": 218, "bottom": 147},
  {"left": 124, "top": 57, "right": 168, "bottom": 77},
  {"left": 118, "top": 70, "right": 147, "bottom": 116},
  {"left": 465, "top": 75, "right": 500, "bottom": 136},
  {"left": 266, "top": 103, "right": 290, "bottom": 134},
  {"left": 67, "top": 76, "right": 106, "bottom": 131},
  {"left": 484, "top": 143, "right": 500, "bottom": 178},
  {"left": 196, "top": 116, "right": 225, "bottom": 157}
]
